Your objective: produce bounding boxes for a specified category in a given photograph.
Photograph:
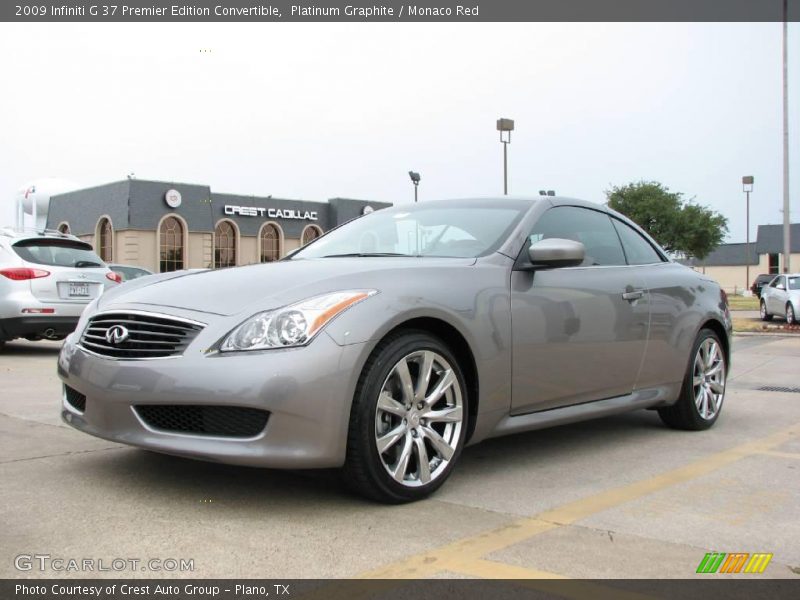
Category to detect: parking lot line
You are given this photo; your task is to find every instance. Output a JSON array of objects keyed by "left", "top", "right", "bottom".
[
  {"left": 358, "top": 422, "right": 800, "bottom": 578},
  {"left": 756, "top": 449, "right": 800, "bottom": 461}
]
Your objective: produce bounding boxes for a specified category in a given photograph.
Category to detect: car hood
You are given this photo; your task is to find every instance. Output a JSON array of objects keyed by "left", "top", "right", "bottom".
[{"left": 98, "top": 257, "right": 477, "bottom": 316}]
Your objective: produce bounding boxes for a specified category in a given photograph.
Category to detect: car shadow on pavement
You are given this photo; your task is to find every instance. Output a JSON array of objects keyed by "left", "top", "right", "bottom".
[
  {"left": 78, "top": 410, "right": 666, "bottom": 509},
  {"left": 1, "top": 340, "right": 63, "bottom": 355}
]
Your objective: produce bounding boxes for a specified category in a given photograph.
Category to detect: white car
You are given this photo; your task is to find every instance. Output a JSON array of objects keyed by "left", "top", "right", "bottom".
[
  {"left": 760, "top": 273, "right": 800, "bottom": 325},
  {"left": 0, "top": 228, "right": 121, "bottom": 349}
]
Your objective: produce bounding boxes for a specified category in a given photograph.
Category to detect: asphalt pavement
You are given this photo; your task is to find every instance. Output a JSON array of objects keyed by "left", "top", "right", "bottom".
[{"left": 1, "top": 335, "right": 799, "bottom": 580}]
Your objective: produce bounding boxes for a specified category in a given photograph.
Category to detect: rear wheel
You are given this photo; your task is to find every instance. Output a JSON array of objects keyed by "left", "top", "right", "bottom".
[
  {"left": 787, "top": 303, "right": 797, "bottom": 326},
  {"left": 658, "top": 328, "right": 727, "bottom": 431},
  {"left": 343, "top": 330, "right": 468, "bottom": 503},
  {"left": 760, "top": 300, "right": 773, "bottom": 321}
]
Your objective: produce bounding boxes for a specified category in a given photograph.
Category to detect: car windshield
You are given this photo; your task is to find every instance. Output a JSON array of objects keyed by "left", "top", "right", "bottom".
[
  {"left": 12, "top": 239, "right": 105, "bottom": 268},
  {"left": 290, "top": 204, "right": 526, "bottom": 259}
]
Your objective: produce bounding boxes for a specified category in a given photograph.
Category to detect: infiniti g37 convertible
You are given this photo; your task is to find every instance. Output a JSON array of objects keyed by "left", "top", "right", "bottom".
[{"left": 59, "top": 198, "right": 731, "bottom": 502}]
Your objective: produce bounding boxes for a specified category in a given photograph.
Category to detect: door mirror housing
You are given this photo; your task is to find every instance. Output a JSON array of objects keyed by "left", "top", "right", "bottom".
[{"left": 525, "top": 238, "right": 586, "bottom": 269}]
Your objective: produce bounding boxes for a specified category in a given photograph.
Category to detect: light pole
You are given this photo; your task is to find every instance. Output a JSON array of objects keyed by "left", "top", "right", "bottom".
[
  {"left": 497, "top": 118, "right": 514, "bottom": 195},
  {"left": 408, "top": 171, "right": 421, "bottom": 203},
  {"left": 743, "top": 176, "right": 754, "bottom": 292}
]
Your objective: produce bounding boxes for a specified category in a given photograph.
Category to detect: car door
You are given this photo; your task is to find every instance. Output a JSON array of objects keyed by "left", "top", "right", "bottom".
[
  {"left": 510, "top": 206, "right": 650, "bottom": 414},
  {"left": 767, "top": 276, "right": 785, "bottom": 314}
]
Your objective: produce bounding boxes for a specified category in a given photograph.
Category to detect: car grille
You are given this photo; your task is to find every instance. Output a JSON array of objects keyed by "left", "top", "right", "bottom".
[
  {"left": 64, "top": 385, "right": 86, "bottom": 412},
  {"left": 134, "top": 405, "right": 270, "bottom": 438},
  {"left": 80, "top": 312, "right": 204, "bottom": 359}
]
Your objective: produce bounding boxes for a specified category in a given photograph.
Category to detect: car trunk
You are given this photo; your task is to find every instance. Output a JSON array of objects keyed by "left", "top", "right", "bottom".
[{"left": 12, "top": 238, "right": 108, "bottom": 303}]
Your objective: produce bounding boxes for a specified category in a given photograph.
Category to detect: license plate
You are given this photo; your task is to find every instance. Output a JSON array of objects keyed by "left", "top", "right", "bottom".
[{"left": 69, "top": 283, "right": 90, "bottom": 297}]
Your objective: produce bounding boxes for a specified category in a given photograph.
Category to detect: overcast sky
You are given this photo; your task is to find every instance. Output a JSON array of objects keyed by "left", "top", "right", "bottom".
[{"left": 0, "top": 22, "right": 797, "bottom": 243}]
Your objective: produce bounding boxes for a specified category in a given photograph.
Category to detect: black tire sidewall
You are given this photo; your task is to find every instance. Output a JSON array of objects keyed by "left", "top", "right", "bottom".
[{"left": 348, "top": 331, "right": 468, "bottom": 502}]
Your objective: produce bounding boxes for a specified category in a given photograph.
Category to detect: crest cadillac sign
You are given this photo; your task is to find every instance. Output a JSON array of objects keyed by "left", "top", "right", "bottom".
[{"left": 224, "top": 205, "right": 318, "bottom": 221}]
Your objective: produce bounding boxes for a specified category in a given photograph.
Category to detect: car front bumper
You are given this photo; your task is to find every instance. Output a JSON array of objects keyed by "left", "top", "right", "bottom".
[{"left": 57, "top": 328, "right": 369, "bottom": 469}]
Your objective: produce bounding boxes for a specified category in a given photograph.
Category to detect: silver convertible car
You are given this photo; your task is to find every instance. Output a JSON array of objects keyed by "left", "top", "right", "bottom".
[{"left": 59, "top": 198, "right": 732, "bottom": 502}]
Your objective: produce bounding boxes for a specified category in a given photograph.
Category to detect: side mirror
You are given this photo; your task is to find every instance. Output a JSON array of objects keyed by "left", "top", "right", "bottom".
[{"left": 526, "top": 238, "right": 585, "bottom": 269}]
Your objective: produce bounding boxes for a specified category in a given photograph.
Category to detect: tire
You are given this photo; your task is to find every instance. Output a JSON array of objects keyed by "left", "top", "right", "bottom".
[
  {"left": 343, "top": 330, "right": 468, "bottom": 503},
  {"left": 760, "top": 300, "right": 773, "bottom": 322},
  {"left": 658, "top": 328, "right": 727, "bottom": 431}
]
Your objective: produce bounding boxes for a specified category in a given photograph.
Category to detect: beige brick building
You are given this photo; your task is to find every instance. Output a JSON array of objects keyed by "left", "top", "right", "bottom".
[
  {"left": 682, "top": 223, "right": 800, "bottom": 294},
  {"left": 45, "top": 179, "right": 390, "bottom": 273}
]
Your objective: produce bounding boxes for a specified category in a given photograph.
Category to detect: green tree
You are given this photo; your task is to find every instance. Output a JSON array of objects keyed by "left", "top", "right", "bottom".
[{"left": 606, "top": 181, "right": 728, "bottom": 260}]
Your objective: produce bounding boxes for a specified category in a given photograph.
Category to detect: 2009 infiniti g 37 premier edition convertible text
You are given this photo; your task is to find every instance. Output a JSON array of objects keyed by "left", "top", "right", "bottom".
[{"left": 59, "top": 198, "right": 732, "bottom": 502}]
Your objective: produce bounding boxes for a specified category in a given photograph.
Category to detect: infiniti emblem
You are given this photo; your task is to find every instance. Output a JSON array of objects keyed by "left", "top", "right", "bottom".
[{"left": 106, "top": 325, "right": 129, "bottom": 345}]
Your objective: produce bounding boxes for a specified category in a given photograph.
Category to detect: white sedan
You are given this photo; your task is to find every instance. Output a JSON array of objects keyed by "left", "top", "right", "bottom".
[{"left": 760, "top": 274, "right": 800, "bottom": 325}]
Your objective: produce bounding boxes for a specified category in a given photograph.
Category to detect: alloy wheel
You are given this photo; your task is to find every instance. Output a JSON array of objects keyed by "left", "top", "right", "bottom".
[
  {"left": 788, "top": 304, "right": 796, "bottom": 325},
  {"left": 692, "top": 338, "right": 725, "bottom": 420},
  {"left": 374, "top": 350, "right": 463, "bottom": 487}
]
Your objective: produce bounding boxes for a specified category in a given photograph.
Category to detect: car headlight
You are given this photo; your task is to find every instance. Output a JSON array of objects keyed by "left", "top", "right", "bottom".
[{"left": 220, "top": 290, "right": 377, "bottom": 352}]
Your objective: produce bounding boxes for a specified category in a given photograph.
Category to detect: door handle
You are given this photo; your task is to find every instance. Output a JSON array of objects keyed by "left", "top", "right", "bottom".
[{"left": 622, "top": 289, "right": 644, "bottom": 302}]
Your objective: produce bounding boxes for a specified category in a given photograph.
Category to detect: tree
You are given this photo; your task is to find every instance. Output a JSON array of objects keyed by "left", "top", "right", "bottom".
[{"left": 606, "top": 181, "right": 728, "bottom": 260}]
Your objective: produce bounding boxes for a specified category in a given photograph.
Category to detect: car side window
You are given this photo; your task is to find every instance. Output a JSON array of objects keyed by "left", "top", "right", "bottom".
[
  {"left": 528, "top": 206, "right": 626, "bottom": 267},
  {"left": 611, "top": 218, "right": 664, "bottom": 265}
]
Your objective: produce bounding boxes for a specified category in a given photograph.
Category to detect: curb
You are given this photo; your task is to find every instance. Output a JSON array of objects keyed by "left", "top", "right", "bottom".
[{"left": 733, "top": 331, "right": 798, "bottom": 337}]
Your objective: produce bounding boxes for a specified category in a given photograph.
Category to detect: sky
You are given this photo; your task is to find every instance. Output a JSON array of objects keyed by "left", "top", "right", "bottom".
[{"left": 0, "top": 22, "right": 798, "bottom": 244}]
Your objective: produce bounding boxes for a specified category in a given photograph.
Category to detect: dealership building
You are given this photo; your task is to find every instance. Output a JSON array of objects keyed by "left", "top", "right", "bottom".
[
  {"left": 45, "top": 179, "right": 390, "bottom": 272},
  {"left": 681, "top": 223, "right": 800, "bottom": 293}
]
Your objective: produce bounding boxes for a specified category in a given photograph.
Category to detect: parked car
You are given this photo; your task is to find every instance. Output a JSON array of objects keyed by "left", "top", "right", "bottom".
[
  {"left": 108, "top": 263, "right": 153, "bottom": 282},
  {"left": 750, "top": 273, "right": 775, "bottom": 298},
  {"left": 760, "top": 273, "right": 800, "bottom": 325},
  {"left": 0, "top": 228, "right": 121, "bottom": 349},
  {"left": 58, "top": 198, "right": 731, "bottom": 502}
]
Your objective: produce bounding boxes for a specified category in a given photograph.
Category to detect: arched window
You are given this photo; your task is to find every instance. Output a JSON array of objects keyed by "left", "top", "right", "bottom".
[
  {"left": 57, "top": 222, "right": 70, "bottom": 234},
  {"left": 214, "top": 220, "right": 237, "bottom": 269},
  {"left": 96, "top": 217, "right": 113, "bottom": 262},
  {"left": 301, "top": 224, "right": 323, "bottom": 246},
  {"left": 259, "top": 223, "right": 282, "bottom": 263},
  {"left": 159, "top": 216, "right": 185, "bottom": 272}
]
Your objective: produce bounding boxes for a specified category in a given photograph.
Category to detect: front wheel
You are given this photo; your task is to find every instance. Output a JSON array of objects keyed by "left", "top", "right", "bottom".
[
  {"left": 343, "top": 330, "right": 468, "bottom": 503},
  {"left": 760, "top": 300, "right": 773, "bottom": 321},
  {"left": 658, "top": 328, "right": 727, "bottom": 431},
  {"left": 787, "top": 303, "right": 797, "bottom": 326}
]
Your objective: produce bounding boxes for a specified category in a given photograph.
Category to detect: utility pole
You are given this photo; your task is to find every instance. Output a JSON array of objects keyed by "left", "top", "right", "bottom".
[{"left": 782, "top": 0, "right": 791, "bottom": 272}]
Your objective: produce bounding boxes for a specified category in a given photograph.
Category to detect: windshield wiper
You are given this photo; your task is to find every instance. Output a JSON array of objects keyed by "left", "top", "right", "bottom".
[{"left": 320, "top": 252, "right": 411, "bottom": 258}]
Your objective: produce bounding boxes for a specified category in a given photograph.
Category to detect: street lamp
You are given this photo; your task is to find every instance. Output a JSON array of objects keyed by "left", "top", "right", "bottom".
[
  {"left": 408, "top": 171, "right": 421, "bottom": 203},
  {"left": 743, "top": 175, "right": 754, "bottom": 293},
  {"left": 496, "top": 118, "right": 514, "bottom": 195}
]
